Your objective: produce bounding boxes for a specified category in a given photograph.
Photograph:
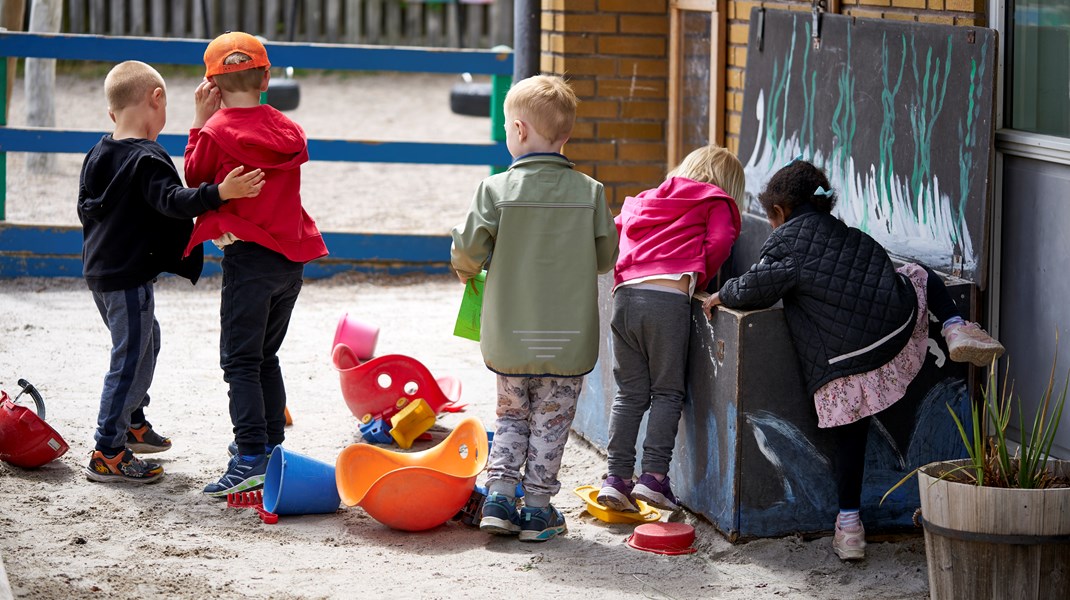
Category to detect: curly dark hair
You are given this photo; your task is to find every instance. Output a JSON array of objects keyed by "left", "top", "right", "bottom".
[{"left": 757, "top": 160, "right": 837, "bottom": 217}]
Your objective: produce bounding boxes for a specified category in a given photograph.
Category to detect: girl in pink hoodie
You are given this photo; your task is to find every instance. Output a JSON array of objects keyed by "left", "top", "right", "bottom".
[{"left": 597, "top": 145, "right": 744, "bottom": 512}]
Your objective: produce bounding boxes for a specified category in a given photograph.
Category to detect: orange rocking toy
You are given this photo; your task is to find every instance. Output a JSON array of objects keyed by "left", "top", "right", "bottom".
[{"left": 335, "top": 416, "right": 488, "bottom": 531}]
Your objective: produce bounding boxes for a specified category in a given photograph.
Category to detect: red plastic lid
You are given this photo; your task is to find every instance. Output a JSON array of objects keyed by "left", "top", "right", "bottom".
[{"left": 626, "top": 522, "right": 697, "bottom": 555}]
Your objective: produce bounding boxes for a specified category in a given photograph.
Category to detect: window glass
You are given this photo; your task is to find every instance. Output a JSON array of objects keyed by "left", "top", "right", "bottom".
[{"left": 1010, "top": 0, "right": 1070, "bottom": 136}]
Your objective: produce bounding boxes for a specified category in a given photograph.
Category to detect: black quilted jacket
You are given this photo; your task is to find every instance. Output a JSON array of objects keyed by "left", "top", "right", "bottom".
[{"left": 718, "top": 204, "right": 918, "bottom": 396}]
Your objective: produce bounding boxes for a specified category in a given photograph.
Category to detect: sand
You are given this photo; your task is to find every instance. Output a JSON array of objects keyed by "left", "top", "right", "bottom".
[{"left": 0, "top": 70, "right": 929, "bottom": 600}]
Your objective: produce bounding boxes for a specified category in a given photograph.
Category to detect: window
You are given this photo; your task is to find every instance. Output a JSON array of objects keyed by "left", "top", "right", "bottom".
[{"left": 1009, "top": 0, "right": 1070, "bottom": 136}]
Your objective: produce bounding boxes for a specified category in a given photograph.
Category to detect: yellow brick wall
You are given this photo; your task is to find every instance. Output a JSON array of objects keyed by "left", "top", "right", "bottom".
[
  {"left": 542, "top": 0, "right": 670, "bottom": 208},
  {"left": 543, "top": 0, "right": 986, "bottom": 204}
]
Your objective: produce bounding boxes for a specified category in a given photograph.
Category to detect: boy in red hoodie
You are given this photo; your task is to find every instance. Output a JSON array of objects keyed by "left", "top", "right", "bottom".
[
  {"left": 596, "top": 144, "right": 744, "bottom": 513},
  {"left": 183, "top": 32, "right": 328, "bottom": 498}
]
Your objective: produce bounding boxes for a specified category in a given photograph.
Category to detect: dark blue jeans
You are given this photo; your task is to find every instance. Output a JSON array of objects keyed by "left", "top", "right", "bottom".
[{"left": 220, "top": 242, "right": 303, "bottom": 456}]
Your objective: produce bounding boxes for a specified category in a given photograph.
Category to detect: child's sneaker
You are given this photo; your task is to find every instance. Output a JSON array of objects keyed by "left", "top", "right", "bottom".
[
  {"left": 85, "top": 449, "right": 164, "bottom": 484},
  {"left": 202, "top": 454, "right": 269, "bottom": 498},
  {"left": 126, "top": 422, "right": 171, "bottom": 454},
  {"left": 632, "top": 473, "right": 679, "bottom": 510},
  {"left": 943, "top": 321, "right": 1005, "bottom": 367},
  {"left": 519, "top": 505, "right": 567, "bottom": 542},
  {"left": 597, "top": 475, "right": 639, "bottom": 513},
  {"left": 833, "top": 514, "right": 866, "bottom": 560},
  {"left": 479, "top": 493, "right": 521, "bottom": 535}
]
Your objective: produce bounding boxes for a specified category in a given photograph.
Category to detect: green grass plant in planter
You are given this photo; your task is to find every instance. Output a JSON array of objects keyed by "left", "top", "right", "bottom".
[{"left": 883, "top": 339, "right": 1070, "bottom": 600}]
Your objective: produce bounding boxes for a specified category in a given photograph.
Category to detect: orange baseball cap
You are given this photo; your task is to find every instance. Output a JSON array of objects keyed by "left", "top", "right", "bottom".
[{"left": 204, "top": 31, "right": 271, "bottom": 78}]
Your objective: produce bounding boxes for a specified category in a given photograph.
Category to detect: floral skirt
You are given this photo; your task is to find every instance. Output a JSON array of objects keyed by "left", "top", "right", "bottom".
[{"left": 813, "top": 263, "right": 930, "bottom": 428}]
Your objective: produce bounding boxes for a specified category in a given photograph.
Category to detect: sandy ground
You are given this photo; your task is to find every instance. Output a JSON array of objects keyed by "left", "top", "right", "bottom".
[{"left": 0, "top": 70, "right": 930, "bottom": 599}]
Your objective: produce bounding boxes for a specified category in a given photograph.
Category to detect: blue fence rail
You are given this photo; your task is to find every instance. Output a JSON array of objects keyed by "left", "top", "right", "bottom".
[{"left": 0, "top": 31, "right": 513, "bottom": 278}]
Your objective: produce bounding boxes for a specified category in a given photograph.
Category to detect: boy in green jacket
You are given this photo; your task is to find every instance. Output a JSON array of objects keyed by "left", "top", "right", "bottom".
[{"left": 450, "top": 75, "right": 619, "bottom": 542}]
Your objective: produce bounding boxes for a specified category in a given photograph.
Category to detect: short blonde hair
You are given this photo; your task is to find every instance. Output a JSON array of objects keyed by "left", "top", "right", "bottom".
[
  {"left": 667, "top": 145, "right": 746, "bottom": 212},
  {"left": 104, "top": 60, "right": 165, "bottom": 112},
  {"left": 503, "top": 75, "right": 577, "bottom": 143},
  {"left": 212, "top": 52, "right": 266, "bottom": 92}
]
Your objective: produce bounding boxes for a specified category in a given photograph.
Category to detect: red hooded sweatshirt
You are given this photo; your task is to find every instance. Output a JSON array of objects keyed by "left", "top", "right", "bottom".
[
  {"left": 614, "top": 176, "right": 741, "bottom": 291},
  {"left": 183, "top": 105, "right": 328, "bottom": 263}
]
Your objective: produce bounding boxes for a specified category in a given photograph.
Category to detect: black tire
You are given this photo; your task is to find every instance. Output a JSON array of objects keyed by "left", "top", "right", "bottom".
[
  {"left": 450, "top": 81, "right": 492, "bottom": 117},
  {"left": 266, "top": 78, "right": 301, "bottom": 112}
]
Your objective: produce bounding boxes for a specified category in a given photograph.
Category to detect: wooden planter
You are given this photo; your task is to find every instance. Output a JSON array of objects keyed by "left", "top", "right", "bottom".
[{"left": 918, "top": 459, "right": 1070, "bottom": 600}]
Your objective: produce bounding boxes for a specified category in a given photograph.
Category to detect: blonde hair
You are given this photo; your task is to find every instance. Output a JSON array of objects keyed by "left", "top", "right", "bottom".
[
  {"left": 503, "top": 75, "right": 577, "bottom": 143},
  {"left": 212, "top": 52, "right": 266, "bottom": 92},
  {"left": 667, "top": 145, "right": 746, "bottom": 212},
  {"left": 104, "top": 60, "right": 165, "bottom": 112}
]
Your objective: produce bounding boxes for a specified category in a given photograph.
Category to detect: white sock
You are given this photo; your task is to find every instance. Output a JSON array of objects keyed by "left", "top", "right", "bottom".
[
  {"left": 943, "top": 316, "right": 965, "bottom": 329},
  {"left": 838, "top": 509, "right": 861, "bottom": 528}
]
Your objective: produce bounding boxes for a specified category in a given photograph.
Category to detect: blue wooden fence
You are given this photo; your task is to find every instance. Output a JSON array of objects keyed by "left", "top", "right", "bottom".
[{"left": 0, "top": 31, "right": 513, "bottom": 278}]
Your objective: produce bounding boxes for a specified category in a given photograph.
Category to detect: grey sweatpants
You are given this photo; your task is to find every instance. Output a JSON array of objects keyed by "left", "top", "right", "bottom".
[
  {"left": 485, "top": 374, "right": 583, "bottom": 507},
  {"left": 606, "top": 285, "right": 691, "bottom": 478},
  {"left": 91, "top": 283, "right": 161, "bottom": 454}
]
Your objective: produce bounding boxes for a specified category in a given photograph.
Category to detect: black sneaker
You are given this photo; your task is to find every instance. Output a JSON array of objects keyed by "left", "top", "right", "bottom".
[
  {"left": 126, "top": 422, "right": 172, "bottom": 453},
  {"left": 85, "top": 449, "right": 164, "bottom": 484},
  {"left": 479, "top": 493, "right": 521, "bottom": 535},
  {"left": 519, "top": 504, "right": 567, "bottom": 542},
  {"left": 203, "top": 454, "right": 268, "bottom": 498}
]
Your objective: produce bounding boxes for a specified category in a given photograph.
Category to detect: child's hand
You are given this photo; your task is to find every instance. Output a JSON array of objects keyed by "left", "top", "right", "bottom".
[
  {"left": 702, "top": 293, "right": 722, "bottom": 320},
  {"left": 192, "top": 79, "right": 221, "bottom": 128},
  {"left": 218, "top": 166, "right": 265, "bottom": 200}
]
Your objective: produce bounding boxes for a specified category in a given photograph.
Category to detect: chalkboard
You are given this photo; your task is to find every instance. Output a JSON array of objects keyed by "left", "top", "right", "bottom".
[{"left": 737, "top": 10, "right": 996, "bottom": 285}]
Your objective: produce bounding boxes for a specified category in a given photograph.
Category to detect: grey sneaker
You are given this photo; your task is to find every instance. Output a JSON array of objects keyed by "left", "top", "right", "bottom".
[
  {"left": 479, "top": 493, "right": 522, "bottom": 535},
  {"left": 203, "top": 454, "right": 268, "bottom": 499}
]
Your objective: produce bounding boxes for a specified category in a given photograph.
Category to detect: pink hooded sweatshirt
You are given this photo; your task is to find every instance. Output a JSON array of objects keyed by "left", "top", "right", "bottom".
[{"left": 614, "top": 176, "right": 741, "bottom": 291}]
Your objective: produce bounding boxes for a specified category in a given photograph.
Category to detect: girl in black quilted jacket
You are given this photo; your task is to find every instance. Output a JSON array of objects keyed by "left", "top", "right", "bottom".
[{"left": 701, "top": 160, "right": 1004, "bottom": 561}]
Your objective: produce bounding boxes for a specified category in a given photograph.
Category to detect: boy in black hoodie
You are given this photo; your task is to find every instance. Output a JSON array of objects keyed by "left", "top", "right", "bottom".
[{"left": 79, "top": 60, "right": 264, "bottom": 484}]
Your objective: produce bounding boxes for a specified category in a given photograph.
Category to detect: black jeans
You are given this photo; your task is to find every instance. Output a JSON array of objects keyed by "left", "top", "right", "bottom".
[{"left": 220, "top": 242, "right": 304, "bottom": 456}]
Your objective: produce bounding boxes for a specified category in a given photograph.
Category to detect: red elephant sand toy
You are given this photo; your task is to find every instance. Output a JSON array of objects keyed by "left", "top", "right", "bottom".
[
  {"left": 0, "top": 379, "right": 69, "bottom": 468},
  {"left": 335, "top": 416, "right": 488, "bottom": 531},
  {"left": 332, "top": 345, "right": 466, "bottom": 448}
]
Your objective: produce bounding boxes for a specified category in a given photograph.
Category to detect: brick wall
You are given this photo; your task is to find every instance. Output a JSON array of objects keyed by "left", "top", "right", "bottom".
[
  {"left": 541, "top": 0, "right": 671, "bottom": 208},
  {"left": 541, "top": 0, "right": 987, "bottom": 206}
]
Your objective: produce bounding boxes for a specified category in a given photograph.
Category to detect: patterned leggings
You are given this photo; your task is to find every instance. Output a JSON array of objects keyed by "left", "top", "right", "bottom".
[{"left": 485, "top": 375, "right": 583, "bottom": 503}]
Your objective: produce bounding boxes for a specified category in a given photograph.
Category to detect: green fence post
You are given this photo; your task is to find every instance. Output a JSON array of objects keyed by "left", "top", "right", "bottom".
[
  {"left": 489, "top": 73, "right": 510, "bottom": 175},
  {"left": 0, "top": 54, "right": 7, "bottom": 221}
]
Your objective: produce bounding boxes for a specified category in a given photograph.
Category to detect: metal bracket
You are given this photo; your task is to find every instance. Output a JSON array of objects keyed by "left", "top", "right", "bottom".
[
  {"left": 757, "top": 8, "right": 765, "bottom": 52},
  {"left": 811, "top": 0, "right": 826, "bottom": 50}
]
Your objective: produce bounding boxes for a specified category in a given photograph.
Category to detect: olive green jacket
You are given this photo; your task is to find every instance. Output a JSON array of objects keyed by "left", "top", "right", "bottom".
[{"left": 450, "top": 153, "right": 619, "bottom": 376}]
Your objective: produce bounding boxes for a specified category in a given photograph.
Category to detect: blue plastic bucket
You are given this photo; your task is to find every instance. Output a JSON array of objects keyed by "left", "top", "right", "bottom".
[{"left": 263, "top": 446, "right": 341, "bottom": 516}]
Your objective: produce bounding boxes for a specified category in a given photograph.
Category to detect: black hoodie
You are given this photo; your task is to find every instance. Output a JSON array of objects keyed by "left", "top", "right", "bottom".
[{"left": 78, "top": 136, "right": 224, "bottom": 292}]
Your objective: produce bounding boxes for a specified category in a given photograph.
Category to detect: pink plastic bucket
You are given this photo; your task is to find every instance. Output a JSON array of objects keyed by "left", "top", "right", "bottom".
[{"left": 333, "top": 313, "right": 379, "bottom": 360}]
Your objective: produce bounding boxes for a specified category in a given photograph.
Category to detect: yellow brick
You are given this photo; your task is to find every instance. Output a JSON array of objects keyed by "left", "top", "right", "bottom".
[
  {"left": 561, "top": 14, "right": 619, "bottom": 33},
  {"left": 917, "top": 13, "right": 955, "bottom": 24},
  {"left": 727, "top": 113, "right": 742, "bottom": 136},
  {"left": 576, "top": 100, "right": 621, "bottom": 118},
  {"left": 618, "top": 142, "right": 667, "bottom": 162},
  {"left": 891, "top": 0, "right": 927, "bottom": 8},
  {"left": 845, "top": 7, "right": 886, "bottom": 19},
  {"left": 571, "top": 121, "right": 596, "bottom": 140},
  {"left": 541, "top": 54, "right": 556, "bottom": 73},
  {"left": 561, "top": 56, "right": 620, "bottom": 76},
  {"left": 575, "top": 163, "right": 596, "bottom": 178},
  {"left": 599, "top": 0, "right": 667, "bottom": 13},
  {"left": 621, "top": 100, "right": 667, "bottom": 120},
  {"left": 929, "top": 0, "right": 945, "bottom": 9},
  {"left": 620, "top": 57, "right": 668, "bottom": 78},
  {"left": 859, "top": 0, "right": 891, "bottom": 6},
  {"left": 620, "top": 15, "right": 669, "bottom": 35},
  {"left": 597, "top": 121, "right": 665, "bottom": 140},
  {"left": 542, "top": 12, "right": 555, "bottom": 30},
  {"left": 945, "top": 0, "right": 980, "bottom": 10},
  {"left": 955, "top": 15, "right": 985, "bottom": 25},
  {"left": 729, "top": 46, "right": 748, "bottom": 68},
  {"left": 733, "top": 1, "right": 763, "bottom": 21},
  {"left": 597, "top": 78, "right": 667, "bottom": 99},
  {"left": 564, "top": 141, "right": 617, "bottom": 161},
  {"left": 616, "top": 183, "right": 657, "bottom": 202},
  {"left": 567, "top": 77, "right": 597, "bottom": 97},
  {"left": 727, "top": 135, "right": 739, "bottom": 156},
  {"left": 884, "top": 10, "right": 917, "bottom": 21},
  {"left": 549, "top": 0, "right": 597, "bottom": 10},
  {"left": 598, "top": 36, "right": 666, "bottom": 57},
  {"left": 726, "top": 68, "right": 744, "bottom": 90},
  {"left": 728, "top": 23, "right": 750, "bottom": 46},
  {"left": 596, "top": 163, "right": 666, "bottom": 184},
  {"left": 560, "top": 33, "right": 597, "bottom": 54}
]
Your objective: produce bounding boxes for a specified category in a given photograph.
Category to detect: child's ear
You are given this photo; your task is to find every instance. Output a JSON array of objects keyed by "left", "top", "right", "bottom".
[
  {"left": 149, "top": 87, "right": 164, "bottom": 108},
  {"left": 514, "top": 119, "right": 526, "bottom": 142},
  {"left": 260, "top": 69, "right": 270, "bottom": 92}
]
